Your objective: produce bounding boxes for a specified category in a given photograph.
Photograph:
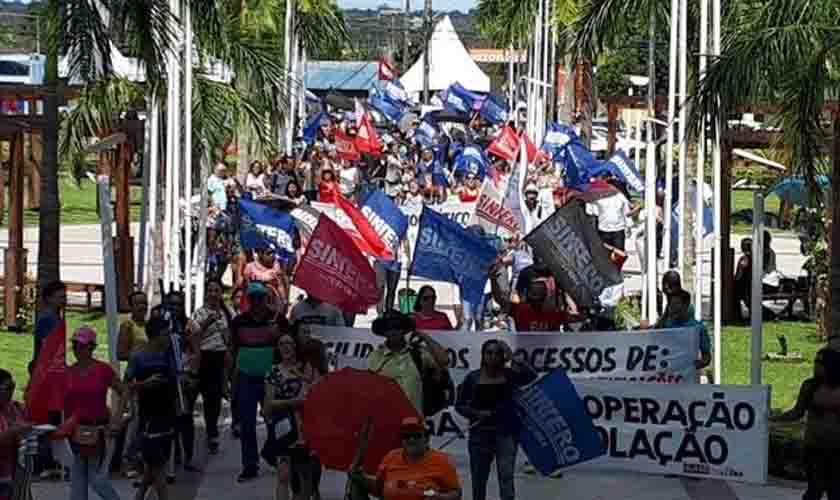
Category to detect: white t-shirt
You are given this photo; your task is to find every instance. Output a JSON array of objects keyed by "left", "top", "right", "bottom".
[
  {"left": 339, "top": 166, "right": 360, "bottom": 197},
  {"left": 246, "top": 173, "right": 266, "bottom": 196},
  {"left": 588, "top": 193, "right": 632, "bottom": 233}
]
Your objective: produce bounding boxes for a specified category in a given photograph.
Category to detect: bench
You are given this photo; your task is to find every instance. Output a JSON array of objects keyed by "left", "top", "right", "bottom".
[{"left": 0, "top": 276, "right": 104, "bottom": 312}]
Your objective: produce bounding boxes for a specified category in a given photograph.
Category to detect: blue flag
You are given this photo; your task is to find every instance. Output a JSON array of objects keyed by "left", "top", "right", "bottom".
[
  {"left": 541, "top": 122, "right": 577, "bottom": 158},
  {"left": 302, "top": 112, "right": 327, "bottom": 145},
  {"left": 443, "top": 82, "right": 481, "bottom": 115},
  {"left": 510, "top": 370, "right": 605, "bottom": 475},
  {"left": 410, "top": 207, "right": 498, "bottom": 305},
  {"left": 360, "top": 190, "right": 409, "bottom": 252},
  {"left": 453, "top": 145, "right": 488, "bottom": 179},
  {"left": 369, "top": 93, "right": 404, "bottom": 123},
  {"left": 380, "top": 79, "right": 409, "bottom": 104},
  {"left": 541, "top": 122, "right": 599, "bottom": 189},
  {"left": 589, "top": 150, "right": 644, "bottom": 193},
  {"left": 238, "top": 199, "right": 297, "bottom": 260},
  {"left": 414, "top": 116, "right": 441, "bottom": 146},
  {"left": 479, "top": 94, "right": 509, "bottom": 124}
]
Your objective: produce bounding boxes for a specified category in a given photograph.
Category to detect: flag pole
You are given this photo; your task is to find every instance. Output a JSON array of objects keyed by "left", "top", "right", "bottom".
[
  {"left": 663, "top": 0, "right": 677, "bottom": 273},
  {"left": 694, "top": 0, "right": 709, "bottom": 320},
  {"left": 676, "top": 0, "right": 688, "bottom": 274},
  {"left": 712, "top": 0, "right": 723, "bottom": 384}
]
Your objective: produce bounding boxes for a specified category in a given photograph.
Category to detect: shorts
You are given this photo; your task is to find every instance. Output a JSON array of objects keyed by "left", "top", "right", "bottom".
[{"left": 140, "top": 417, "right": 175, "bottom": 467}]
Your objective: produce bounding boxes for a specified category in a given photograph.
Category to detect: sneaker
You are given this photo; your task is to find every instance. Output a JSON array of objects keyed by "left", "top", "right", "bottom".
[
  {"left": 549, "top": 470, "right": 564, "bottom": 479},
  {"left": 521, "top": 462, "right": 537, "bottom": 475},
  {"left": 237, "top": 466, "right": 259, "bottom": 483}
]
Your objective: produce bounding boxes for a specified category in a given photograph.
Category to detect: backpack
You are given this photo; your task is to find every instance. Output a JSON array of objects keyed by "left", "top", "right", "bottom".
[{"left": 408, "top": 348, "right": 455, "bottom": 417}]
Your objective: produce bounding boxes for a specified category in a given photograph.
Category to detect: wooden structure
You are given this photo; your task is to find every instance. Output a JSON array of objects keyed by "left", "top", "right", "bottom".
[
  {"left": 603, "top": 95, "right": 840, "bottom": 322},
  {"left": 0, "top": 85, "right": 138, "bottom": 326}
]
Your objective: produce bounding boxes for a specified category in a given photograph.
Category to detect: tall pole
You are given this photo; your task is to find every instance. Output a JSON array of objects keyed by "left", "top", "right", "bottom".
[
  {"left": 508, "top": 45, "right": 515, "bottom": 110},
  {"left": 97, "top": 175, "right": 120, "bottom": 369},
  {"left": 144, "top": 95, "right": 160, "bottom": 296},
  {"left": 676, "top": 0, "right": 688, "bottom": 273},
  {"left": 750, "top": 193, "right": 764, "bottom": 385},
  {"left": 645, "top": 9, "right": 658, "bottom": 323},
  {"left": 664, "top": 0, "right": 678, "bottom": 272},
  {"left": 402, "top": 0, "right": 410, "bottom": 73},
  {"left": 283, "top": 0, "right": 296, "bottom": 153},
  {"left": 171, "top": 0, "right": 182, "bottom": 293},
  {"left": 286, "top": 29, "right": 298, "bottom": 155},
  {"left": 422, "top": 0, "right": 431, "bottom": 104},
  {"left": 712, "top": 0, "right": 723, "bottom": 384},
  {"left": 137, "top": 97, "right": 152, "bottom": 290},
  {"left": 163, "top": 0, "right": 178, "bottom": 289},
  {"left": 184, "top": 1, "right": 193, "bottom": 311},
  {"left": 695, "top": 0, "right": 708, "bottom": 320}
]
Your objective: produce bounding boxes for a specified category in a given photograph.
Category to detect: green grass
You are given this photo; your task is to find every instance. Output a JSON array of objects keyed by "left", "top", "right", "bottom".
[
  {"left": 0, "top": 311, "right": 111, "bottom": 400},
  {"left": 721, "top": 320, "right": 822, "bottom": 410},
  {"left": 0, "top": 175, "right": 143, "bottom": 227},
  {"left": 731, "top": 190, "right": 790, "bottom": 234}
]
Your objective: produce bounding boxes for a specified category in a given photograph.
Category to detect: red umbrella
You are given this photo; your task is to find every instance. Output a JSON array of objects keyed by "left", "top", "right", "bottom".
[{"left": 303, "top": 368, "right": 421, "bottom": 474}]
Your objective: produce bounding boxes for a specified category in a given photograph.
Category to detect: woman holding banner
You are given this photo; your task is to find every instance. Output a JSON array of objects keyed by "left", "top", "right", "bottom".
[
  {"left": 411, "top": 286, "right": 454, "bottom": 331},
  {"left": 455, "top": 340, "right": 536, "bottom": 500}
]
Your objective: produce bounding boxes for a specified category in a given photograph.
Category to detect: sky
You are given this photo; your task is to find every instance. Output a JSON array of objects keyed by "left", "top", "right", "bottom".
[{"left": 337, "top": 0, "right": 477, "bottom": 13}]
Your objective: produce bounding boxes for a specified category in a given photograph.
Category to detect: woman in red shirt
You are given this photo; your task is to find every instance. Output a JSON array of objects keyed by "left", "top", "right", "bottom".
[
  {"left": 457, "top": 174, "right": 481, "bottom": 203},
  {"left": 65, "top": 326, "right": 128, "bottom": 500},
  {"left": 317, "top": 166, "right": 339, "bottom": 203},
  {"left": 411, "top": 286, "right": 454, "bottom": 331}
]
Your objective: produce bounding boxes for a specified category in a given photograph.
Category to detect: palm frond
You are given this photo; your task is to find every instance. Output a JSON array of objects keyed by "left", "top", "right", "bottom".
[
  {"left": 569, "top": 0, "right": 668, "bottom": 60},
  {"left": 295, "top": 0, "right": 349, "bottom": 59},
  {"left": 109, "top": 0, "right": 176, "bottom": 88},
  {"left": 56, "top": 0, "right": 113, "bottom": 82},
  {"left": 475, "top": 0, "right": 538, "bottom": 48}
]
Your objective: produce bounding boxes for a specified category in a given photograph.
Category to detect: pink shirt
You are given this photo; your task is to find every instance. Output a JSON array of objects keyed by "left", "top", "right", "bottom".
[
  {"left": 412, "top": 311, "right": 454, "bottom": 331},
  {"left": 65, "top": 360, "right": 115, "bottom": 423}
]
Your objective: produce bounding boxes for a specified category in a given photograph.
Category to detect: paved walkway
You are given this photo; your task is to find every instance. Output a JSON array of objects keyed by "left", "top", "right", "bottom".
[{"left": 31, "top": 419, "right": 805, "bottom": 500}]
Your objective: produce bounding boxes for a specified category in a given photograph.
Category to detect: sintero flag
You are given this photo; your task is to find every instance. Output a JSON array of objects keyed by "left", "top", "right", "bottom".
[
  {"left": 238, "top": 198, "right": 297, "bottom": 259},
  {"left": 479, "top": 93, "right": 508, "bottom": 124},
  {"left": 410, "top": 206, "right": 498, "bottom": 305},
  {"left": 302, "top": 112, "right": 327, "bottom": 145},
  {"left": 487, "top": 125, "right": 520, "bottom": 161},
  {"left": 360, "top": 189, "right": 409, "bottom": 255},
  {"left": 368, "top": 93, "right": 404, "bottom": 123},
  {"left": 525, "top": 203, "right": 622, "bottom": 307},
  {"left": 590, "top": 150, "right": 644, "bottom": 192},
  {"left": 443, "top": 82, "right": 482, "bottom": 115},
  {"left": 294, "top": 215, "right": 381, "bottom": 314},
  {"left": 334, "top": 129, "right": 361, "bottom": 162},
  {"left": 333, "top": 194, "right": 394, "bottom": 260},
  {"left": 510, "top": 369, "right": 605, "bottom": 475}
]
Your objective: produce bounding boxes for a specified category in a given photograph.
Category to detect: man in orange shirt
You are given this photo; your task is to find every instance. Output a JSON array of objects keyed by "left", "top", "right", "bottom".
[{"left": 353, "top": 417, "right": 461, "bottom": 500}]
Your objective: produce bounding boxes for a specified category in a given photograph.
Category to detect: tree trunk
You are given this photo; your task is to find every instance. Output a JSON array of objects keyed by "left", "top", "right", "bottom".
[
  {"left": 37, "top": 1, "right": 61, "bottom": 300},
  {"left": 574, "top": 57, "right": 594, "bottom": 147},
  {"left": 830, "top": 112, "right": 840, "bottom": 340}
]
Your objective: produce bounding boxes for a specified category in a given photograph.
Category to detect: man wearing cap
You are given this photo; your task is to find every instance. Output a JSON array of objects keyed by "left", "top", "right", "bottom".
[
  {"left": 367, "top": 312, "right": 449, "bottom": 414},
  {"left": 351, "top": 417, "right": 461, "bottom": 500},
  {"left": 230, "top": 281, "right": 287, "bottom": 483},
  {"left": 490, "top": 261, "right": 578, "bottom": 332}
]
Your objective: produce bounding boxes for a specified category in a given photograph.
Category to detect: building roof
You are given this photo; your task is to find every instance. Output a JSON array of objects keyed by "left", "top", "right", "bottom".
[{"left": 305, "top": 61, "right": 377, "bottom": 92}]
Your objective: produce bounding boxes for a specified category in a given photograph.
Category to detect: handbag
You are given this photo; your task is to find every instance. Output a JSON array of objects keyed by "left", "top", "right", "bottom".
[{"left": 72, "top": 425, "right": 103, "bottom": 457}]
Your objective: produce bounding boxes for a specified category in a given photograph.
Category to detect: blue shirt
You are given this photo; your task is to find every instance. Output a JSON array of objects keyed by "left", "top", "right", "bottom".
[{"left": 33, "top": 312, "right": 60, "bottom": 361}]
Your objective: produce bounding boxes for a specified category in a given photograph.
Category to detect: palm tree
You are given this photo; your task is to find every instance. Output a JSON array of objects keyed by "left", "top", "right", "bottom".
[
  {"left": 46, "top": 0, "right": 348, "bottom": 295},
  {"left": 689, "top": 0, "right": 840, "bottom": 337}
]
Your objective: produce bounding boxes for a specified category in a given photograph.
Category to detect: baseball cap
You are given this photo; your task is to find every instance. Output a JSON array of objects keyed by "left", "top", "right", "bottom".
[
  {"left": 71, "top": 326, "right": 97, "bottom": 345},
  {"left": 400, "top": 417, "right": 426, "bottom": 435},
  {"left": 246, "top": 281, "right": 268, "bottom": 297}
]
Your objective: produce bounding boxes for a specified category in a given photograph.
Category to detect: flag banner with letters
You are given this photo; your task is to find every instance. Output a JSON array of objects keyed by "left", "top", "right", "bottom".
[
  {"left": 308, "top": 326, "right": 768, "bottom": 483},
  {"left": 511, "top": 369, "right": 605, "bottom": 474},
  {"left": 409, "top": 206, "right": 497, "bottom": 305},
  {"left": 525, "top": 203, "right": 622, "bottom": 307},
  {"left": 293, "top": 216, "right": 381, "bottom": 313},
  {"left": 238, "top": 198, "right": 297, "bottom": 259},
  {"left": 360, "top": 190, "right": 409, "bottom": 256}
]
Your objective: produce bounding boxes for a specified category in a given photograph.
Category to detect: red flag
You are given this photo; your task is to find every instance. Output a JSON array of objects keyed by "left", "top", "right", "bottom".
[
  {"left": 25, "top": 320, "right": 67, "bottom": 424},
  {"left": 355, "top": 112, "right": 383, "bottom": 157},
  {"left": 486, "top": 126, "right": 520, "bottom": 161},
  {"left": 523, "top": 133, "right": 538, "bottom": 163},
  {"left": 334, "top": 194, "right": 393, "bottom": 259},
  {"left": 378, "top": 58, "right": 396, "bottom": 81},
  {"left": 334, "top": 129, "right": 361, "bottom": 162},
  {"left": 294, "top": 215, "right": 382, "bottom": 313}
]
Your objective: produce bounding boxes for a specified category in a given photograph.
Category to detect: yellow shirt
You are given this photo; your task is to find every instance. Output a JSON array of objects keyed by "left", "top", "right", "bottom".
[{"left": 367, "top": 346, "right": 434, "bottom": 414}]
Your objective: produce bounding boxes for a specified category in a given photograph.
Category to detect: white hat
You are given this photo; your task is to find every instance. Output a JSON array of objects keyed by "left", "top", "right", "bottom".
[{"left": 524, "top": 183, "right": 539, "bottom": 194}]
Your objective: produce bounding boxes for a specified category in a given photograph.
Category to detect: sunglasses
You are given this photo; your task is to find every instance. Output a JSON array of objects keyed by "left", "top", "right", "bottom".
[
  {"left": 421, "top": 295, "right": 436, "bottom": 301},
  {"left": 401, "top": 433, "right": 425, "bottom": 441}
]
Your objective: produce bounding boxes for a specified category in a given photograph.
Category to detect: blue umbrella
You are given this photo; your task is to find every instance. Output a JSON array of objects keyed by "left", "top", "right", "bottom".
[{"left": 767, "top": 175, "right": 830, "bottom": 206}]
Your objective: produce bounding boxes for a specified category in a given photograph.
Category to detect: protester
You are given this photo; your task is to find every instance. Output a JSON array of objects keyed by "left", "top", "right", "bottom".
[
  {"left": 208, "top": 163, "right": 229, "bottom": 212},
  {"left": 412, "top": 285, "right": 454, "bottom": 331},
  {"left": 773, "top": 348, "right": 840, "bottom": 500},
  {"left": 127, "top": 310, "right": 178, "bottom": 500},
  {"left": 284, "top": 180, "right": 307, "bottom": 207},
  {"left": 655, "top": 290, "right": 711, "bottom": 370},
  {"left": 585, "top": 189, "right": 637, "bottom": 251},
  {"left": 65, "top": 326, "right": 127, "bottom": 500},
  {"left": 455, "top": 340, "right": 536, "bottom": 500},
  {"left": 239, "top": 246, "right": 289, "bottom": 318},
  {"left": 231, "top": 282, "right": 282, "bottom": 482},
  {"left": 116, "top": 290, "right": 149, "bottom": 476},
  {"left": 246, "top": 160, "right": 268, "bottom": 198},
  {"left": 318, "top": 166, "right": 339, "bottom": 203},
  {"left": 186, "top": 279, "right": 232, "bottom": 455},
  {"left": 368, "top": 311, "right": 449, "bottom": 413},
  {"left": 351, "top": 417, "right": 461, "bottom": 500},
  {"left": 490, "top": 266, "right": 577, "bottom": 332},
  {"left": 0, "top": 369, "right": 31, "bottom": 500},
  {"left": 288, "top": 294, "right": 344, "bottom": 327},
  {"left": 263, "top": 332, "right": 306, "bottom": 500}
]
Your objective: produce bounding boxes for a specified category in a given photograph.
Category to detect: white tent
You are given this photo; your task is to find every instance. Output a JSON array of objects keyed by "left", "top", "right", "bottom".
[{"left": 401, "top": 15, "right": 490, "bottom": 96}]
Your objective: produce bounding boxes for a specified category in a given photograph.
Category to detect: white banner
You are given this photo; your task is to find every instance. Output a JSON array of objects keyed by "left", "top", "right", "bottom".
[
  {"left": 306, "top": 326, "right": 770, "bottom": 484},
  {"left": 576, "top": 381, "right": 770, "bottom": 483},
  {"left": 311, "top": 326, "right": 700, "bottom": 384}
]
